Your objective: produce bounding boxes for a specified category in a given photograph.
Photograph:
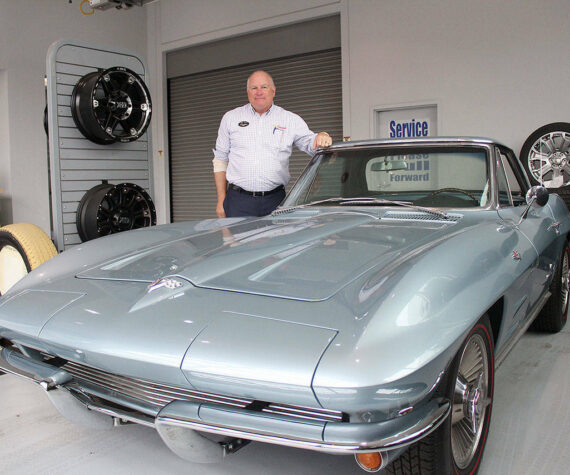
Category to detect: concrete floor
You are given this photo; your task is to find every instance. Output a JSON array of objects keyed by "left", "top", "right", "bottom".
[{"left": 1, "top": 327, "right": 568, "bottom": 475}]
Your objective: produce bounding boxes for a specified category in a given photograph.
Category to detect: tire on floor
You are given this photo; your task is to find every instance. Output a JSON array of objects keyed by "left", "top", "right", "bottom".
[{"left": 0, "top": 223, "right": 58, "bottom": 296}]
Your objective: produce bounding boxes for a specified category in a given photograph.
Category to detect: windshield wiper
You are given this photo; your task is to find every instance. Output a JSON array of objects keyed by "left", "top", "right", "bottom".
[
  {"left": 303, "top": 196, "right": 449, "bottom": 219},
  {"left": 275, "top": 197, "right": 449, "bottom": 219},
  {"left": 340, "top": 197, "right": 449, "bottom": 219},
  {"left": 273, "top": 197, "right": 370, "bottom": 215}
]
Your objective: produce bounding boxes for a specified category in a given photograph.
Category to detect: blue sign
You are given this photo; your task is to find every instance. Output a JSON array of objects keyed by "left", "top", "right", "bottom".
[{"left": 389, "top": 119, "right": 430, "bottom": 138}]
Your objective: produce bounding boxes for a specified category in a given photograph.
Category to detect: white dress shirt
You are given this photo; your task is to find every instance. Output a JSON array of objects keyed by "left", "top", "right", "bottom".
[{"left": 213, "top": 104, "right": 317, "bottom": 192}]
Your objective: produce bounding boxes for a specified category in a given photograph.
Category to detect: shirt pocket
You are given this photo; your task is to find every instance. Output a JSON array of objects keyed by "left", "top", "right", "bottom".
[{"left": 267, "top": 128, "right": 291, "bottom": 152}]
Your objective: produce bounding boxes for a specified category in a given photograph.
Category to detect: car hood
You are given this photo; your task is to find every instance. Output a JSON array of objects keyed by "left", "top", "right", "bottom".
[{"left": 76, "top": 209, "right": 461, "bottom": 301}]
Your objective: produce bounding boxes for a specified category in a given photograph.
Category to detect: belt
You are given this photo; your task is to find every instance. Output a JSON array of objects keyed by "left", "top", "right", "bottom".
[{"left": 228, "top": 184, "right": 284, "bottom": 197}]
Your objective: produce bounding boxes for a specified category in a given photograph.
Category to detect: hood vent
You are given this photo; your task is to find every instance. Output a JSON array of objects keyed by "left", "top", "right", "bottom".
[
  {"left": 382, "top": 211, "right": 462, "bottom": 223},
  {"left": 271, "top": 208, "right": 321, "bottom": 217}
]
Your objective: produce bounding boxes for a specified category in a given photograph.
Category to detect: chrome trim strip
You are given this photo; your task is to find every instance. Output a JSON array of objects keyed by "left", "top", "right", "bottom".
[
  {"left": 158, "top": 416, "right": 363, "bottom": 454},
  {"left": 86, "top": 403, "right": 156, "bottom": 428},
  {"left": 263, "top": 403, "right": 344, "bottom": 423},
  {"left": 62, "top": 360, "right": 253, "bottom": 409},
  {"left": 155, "top": 400, "right": 450, "bottom": 454}
]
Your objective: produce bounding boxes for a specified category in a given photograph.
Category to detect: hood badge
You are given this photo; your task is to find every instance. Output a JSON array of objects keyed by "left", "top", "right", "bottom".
[
  {"left": 512, "top": 250, "right": 521, "bottom": 261},
  {"left": 147, "top": 277, "right": 183, "bottom": 293}
]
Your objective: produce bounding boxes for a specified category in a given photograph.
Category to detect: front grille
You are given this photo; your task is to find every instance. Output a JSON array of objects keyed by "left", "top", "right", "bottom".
[{"left": 61, "top": 360, "right": 344, "bottom": 423}]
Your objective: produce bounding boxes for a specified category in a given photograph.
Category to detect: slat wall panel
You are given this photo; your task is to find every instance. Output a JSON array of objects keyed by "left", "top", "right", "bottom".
[
  {"left": 48, "top": 42, "right": 152, "bottom": 251},
  {"left": 168, "top": 48, "right": 342, "bottom": 222}
]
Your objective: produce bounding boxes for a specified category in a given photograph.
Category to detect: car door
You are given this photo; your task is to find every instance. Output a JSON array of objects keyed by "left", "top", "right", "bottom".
[{"left": 495, "top": 146, "right": 557, "bottom": 337}]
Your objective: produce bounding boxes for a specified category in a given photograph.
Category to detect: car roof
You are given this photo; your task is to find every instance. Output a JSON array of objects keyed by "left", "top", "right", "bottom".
[{"left": 326, "top": 136, "right": 510, "bottom": 151}]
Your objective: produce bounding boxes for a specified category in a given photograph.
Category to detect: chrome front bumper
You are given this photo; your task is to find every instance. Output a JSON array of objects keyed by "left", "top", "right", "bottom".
[{"left": 0, "top": 346, "right": 450, "bottom": 455}]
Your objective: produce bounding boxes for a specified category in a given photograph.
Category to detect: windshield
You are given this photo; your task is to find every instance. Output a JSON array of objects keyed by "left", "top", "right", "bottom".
[{"left": 283, "top": 146, "right": 491, "bottom": 208}]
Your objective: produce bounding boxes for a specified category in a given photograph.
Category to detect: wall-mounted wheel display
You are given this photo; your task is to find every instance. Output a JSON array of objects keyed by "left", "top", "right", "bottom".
[
  {"left": 521, "top": 122, "right": 570, "bottom": 188},
  {"left": 0, "top": 223, "right": 58, "bottom": 296},
  {"left": 76, "top": 182, "right": 156, "bottom": 242},
  {"left": 71, "top": 66, "right": 152, "bottom": 144}
]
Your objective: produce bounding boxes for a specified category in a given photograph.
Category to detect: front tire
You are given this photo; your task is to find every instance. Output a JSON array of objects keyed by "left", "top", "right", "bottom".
[
  {"left": 0, "top": 223, "right": 57, "bottom": 295},
  {"left": 387, "top": 316, "right": 494, "bottom": 474}
]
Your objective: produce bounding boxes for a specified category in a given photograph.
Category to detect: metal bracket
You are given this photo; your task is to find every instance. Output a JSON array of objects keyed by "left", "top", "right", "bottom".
[{"left": 222, "top": 438, "right": 251, "bottom": 455}]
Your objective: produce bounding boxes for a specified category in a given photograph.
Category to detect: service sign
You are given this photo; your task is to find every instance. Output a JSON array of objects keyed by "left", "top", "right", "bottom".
[
  {"left": 377, "top": 105, "right": 437, "bottom": 139},
  {"left": 389, "top": 118, "right": 431, "bottom": 138},
  {"left": 375, "top": 105, "right": 438, "bottom": 188}
]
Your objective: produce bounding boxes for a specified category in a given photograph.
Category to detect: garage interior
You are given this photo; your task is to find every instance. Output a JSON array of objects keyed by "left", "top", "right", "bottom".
[{"left": 1, "top": 1, "right": 569, "bottom": 474}]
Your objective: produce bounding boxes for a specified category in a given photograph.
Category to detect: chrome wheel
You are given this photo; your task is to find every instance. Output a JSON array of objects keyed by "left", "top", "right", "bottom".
[
  {"left": 522, "top": 123, "right": 570, "bottom": 188},
  {"left": 451, "top": 333, "right": 491, "bottom": 469}
]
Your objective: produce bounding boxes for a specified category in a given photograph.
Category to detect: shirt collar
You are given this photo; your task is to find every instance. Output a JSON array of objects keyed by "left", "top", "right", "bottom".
[{"left": 249, "top": 103, "right": 274, "bottom": 117}]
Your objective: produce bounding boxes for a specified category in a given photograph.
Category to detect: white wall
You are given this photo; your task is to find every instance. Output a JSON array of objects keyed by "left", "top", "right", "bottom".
[
  {"left": 147, "top": 0, "right": 569, "bottom": 224},
  {"left": 2, "top": 0, "right": 569, "bottom": 230},
  {"left": 345, "top": 0, "right": 570, "bottom": 147},
  {"left": 0, "top": 69, "right": 10, "bottom": 224},
  {"left": 0, "top": 0, "right": 147, "bottom": 231}
]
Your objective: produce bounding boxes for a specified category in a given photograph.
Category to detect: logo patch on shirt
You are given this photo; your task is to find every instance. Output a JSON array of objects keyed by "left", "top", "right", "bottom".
[
  {"left": 273, "top": 125, "right": 287, "bottom": 134},
  {"left": 238, "top": 121, "right": 249, "bottom": 127}
]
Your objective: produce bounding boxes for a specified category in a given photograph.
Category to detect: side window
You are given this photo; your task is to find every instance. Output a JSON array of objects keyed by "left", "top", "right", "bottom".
[{"left": 498, "top": 148, "right": 526, "bottom": 206}]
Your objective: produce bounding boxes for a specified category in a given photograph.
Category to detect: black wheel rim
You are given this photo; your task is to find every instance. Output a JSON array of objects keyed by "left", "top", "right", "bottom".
[
  {"left": 76, "top": 183, "right": 156, "bottom": 242},
  {"left": 71, "top": 67, "right": 152, "bottom": 144}
]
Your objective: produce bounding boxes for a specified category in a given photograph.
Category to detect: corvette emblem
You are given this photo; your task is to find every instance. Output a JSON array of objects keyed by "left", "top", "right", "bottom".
[
  {"left": 512, "top": 250, "right": 521, "bottom": 261},
  {"left": 147, "top": 277, "right": 183, "bottom": 293},
  {"left": 238, "top": 121, "right": 249, "bottom": 127}
]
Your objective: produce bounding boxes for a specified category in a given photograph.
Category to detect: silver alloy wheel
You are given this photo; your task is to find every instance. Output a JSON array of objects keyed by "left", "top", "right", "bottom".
[
  {"left": 451, "top": 333, "right": 491, "bottom": 469},
  {"left": 527, "top": 130, "right": 570, "bottom": 187}
]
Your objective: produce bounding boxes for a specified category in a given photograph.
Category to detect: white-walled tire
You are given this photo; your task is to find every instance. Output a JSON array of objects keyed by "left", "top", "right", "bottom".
[{"left": 0, "top": 223, "right": 57, "bottom": 296}]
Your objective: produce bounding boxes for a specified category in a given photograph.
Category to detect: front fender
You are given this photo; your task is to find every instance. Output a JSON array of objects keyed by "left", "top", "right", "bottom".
[{"left": 313, "top": 216, "right": 535, "bottom": 414}]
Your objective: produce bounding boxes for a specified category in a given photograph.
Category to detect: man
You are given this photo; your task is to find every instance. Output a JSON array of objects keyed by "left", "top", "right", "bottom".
[{"left": 212, "top": 70, "right": 332, "bottom": 217}]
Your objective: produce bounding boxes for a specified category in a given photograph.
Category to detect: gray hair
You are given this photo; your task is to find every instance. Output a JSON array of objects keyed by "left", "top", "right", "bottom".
[{"left": 246, "top": 70, "right": 275, "bottom": 89}]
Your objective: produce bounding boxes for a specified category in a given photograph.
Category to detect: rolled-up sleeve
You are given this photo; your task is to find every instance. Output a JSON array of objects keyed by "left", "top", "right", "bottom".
[{"left": 213, "top": 112, "right": 231, "bottom": 161}]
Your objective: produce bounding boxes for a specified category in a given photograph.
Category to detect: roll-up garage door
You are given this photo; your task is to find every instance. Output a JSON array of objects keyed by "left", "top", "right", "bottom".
[{"left": 168, "top": 47, "right": 342, "bottom": 222}]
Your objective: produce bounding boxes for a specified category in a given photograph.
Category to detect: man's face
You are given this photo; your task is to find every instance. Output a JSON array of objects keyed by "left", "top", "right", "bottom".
[{"left": 247, "top": 72, "right": 276, "bottom": 114}]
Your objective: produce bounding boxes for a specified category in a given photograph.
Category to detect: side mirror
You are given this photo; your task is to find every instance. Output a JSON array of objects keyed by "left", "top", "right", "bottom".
[
  {"left": 518, "top": 186, "right": 549, "bottom": 225},
  {"left": 526, "top": 185, "right": 549, "bottom": 207}
]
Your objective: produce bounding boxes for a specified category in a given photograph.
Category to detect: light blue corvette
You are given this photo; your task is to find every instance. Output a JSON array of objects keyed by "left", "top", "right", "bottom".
[{"left": 1, "top": 138, "right": 569, "bottom": 474}]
